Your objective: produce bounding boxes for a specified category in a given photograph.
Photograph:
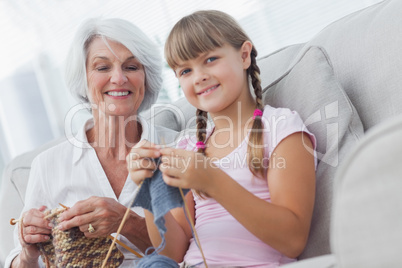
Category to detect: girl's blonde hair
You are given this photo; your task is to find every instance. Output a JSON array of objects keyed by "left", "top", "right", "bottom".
[{"left": 165, "top": 10, "right": 265, "bottom": 185}]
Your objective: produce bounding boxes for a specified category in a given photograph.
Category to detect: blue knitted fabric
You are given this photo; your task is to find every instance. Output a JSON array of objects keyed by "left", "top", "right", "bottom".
[
  {"left": 135, "top": 251, "right": 179, "bottom": 268},
  {"left": 131, "top": 158, "right": 189, "bottom": 253}
]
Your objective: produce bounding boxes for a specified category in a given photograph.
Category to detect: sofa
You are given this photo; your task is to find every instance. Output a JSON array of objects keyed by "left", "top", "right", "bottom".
[{"left": 1, "top": 0, "right": 402, "bottom": 267}]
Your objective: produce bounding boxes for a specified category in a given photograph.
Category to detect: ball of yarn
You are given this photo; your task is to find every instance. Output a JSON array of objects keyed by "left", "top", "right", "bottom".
[{"left": 135, "top": 252, "right": 179, "bottom": 268}]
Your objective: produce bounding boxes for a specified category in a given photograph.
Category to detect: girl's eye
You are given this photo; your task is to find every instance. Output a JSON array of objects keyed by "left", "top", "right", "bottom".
[
  {"left": 206, "top": 57, "right": 217, "bottom": 63},
  {"left": 179, "top": 69, "right": 191, "bottom": 76}
]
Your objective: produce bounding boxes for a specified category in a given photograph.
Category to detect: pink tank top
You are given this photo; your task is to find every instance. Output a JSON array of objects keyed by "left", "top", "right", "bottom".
[{"left": 177, "top": 105, "right": 317, "bottom": 267}]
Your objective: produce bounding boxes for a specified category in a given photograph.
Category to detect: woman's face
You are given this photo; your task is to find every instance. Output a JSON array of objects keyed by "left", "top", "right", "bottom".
[{"left": 86, "top": 37, "right": 145, "bottom": 118}]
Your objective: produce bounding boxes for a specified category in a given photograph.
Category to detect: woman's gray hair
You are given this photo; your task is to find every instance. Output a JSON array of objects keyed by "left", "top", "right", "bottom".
[{"left": 64, "top": 17, "right": 162, "bottom": 113}]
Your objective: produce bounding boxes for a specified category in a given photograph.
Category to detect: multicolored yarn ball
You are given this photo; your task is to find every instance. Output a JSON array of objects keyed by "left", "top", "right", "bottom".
[{"left": 37, "top": 208, "right": 124, "bottom": 267}]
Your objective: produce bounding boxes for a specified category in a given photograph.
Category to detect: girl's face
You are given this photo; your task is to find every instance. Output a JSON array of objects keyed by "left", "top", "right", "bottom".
[
  {"left": 174, "top": 42, "right": 252, "bottom": 114},
  {"left": 86, "top": 37, "right": 146, "bottom": 118}
]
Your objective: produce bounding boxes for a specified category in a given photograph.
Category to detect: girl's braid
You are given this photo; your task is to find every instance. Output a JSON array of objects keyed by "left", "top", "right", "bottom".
[
  {"left": 249, "top": 48, "right": 264, "bottom": 110},
  {"left": 196, "top": 108, "right": 208, "bottom": 154},
  {"left": 247, "top": 46, "right": 265, "bottom": 178}
]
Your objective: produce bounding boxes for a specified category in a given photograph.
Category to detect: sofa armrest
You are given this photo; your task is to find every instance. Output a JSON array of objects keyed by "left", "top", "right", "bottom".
[
  {"left": 0, "top": 165, "right": 25, "bottom": 267},
  {"left": 0, "top": 137, "right": 64, "bottom": 267},
  {"left": 331, "top": 114, "right": 402, "bottom": 267}
]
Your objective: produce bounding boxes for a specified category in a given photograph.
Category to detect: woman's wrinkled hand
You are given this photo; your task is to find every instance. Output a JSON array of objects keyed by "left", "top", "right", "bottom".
[
  {"left": 57, "top": 196, "right": 126, "bottom": 238},
  {"left": 18, "top": 206, "right": 52, "bottom": 261},
  {"left": 127, "top": 139, "right": 161, "bottom": 185}
]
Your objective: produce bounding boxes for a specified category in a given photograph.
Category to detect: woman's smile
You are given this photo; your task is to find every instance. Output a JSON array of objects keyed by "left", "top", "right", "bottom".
[{"left": 105, "top": 90, "right": 132, "bottom": 98}]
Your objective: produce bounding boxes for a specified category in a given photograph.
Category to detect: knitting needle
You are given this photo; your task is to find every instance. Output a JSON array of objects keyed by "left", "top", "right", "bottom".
[
  {"left": 44, "top": 208, "right": 67, "bottom": 219},
  {"left": 160, "top": 137, "right": 208, "bottom": 267},
  {"left": 58, "top": 203, "right": 143, "bottom": 259},
  {"left": 179, "top": 188, "right": 208, "bottom": 268},
  {"left": 59, "top": 203, "right": 68, "bottom": 209},
  {"left": 101, "top": 180, "right": 144, "bottom": 268},
  {"left": 10, "top": 208, "right": 66, "bottom": 225},
  {"left": 102, "top": 138, "right": 166, "bottom": 267},
  {"left": 109, "top": 234, "right": 143, "bottom": 258},
  {"left": 9, "top": 218, "right": 19, "bottom": 225}
]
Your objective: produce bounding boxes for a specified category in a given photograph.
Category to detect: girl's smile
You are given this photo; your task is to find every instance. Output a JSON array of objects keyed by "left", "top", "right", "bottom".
[{"left": 197, "top": 84, "right": 220, "bottom": 96}]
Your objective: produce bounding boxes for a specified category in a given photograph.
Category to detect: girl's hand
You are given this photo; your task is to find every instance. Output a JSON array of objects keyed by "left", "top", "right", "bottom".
[
  {"left": 57, "top": 196, "right": 127, "bottom": 238},
  {"left": 159, "top": 147, "right": 217, "bottom": 194},
  {"left": 127, "top": 140, "right": 161, "bottom": 185},
  {"left": 18, "top": 206, "right": 52, "bottom": 262}
]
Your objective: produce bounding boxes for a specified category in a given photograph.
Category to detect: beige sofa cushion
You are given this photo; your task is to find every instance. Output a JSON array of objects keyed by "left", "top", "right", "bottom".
[
  {"left": 304, "top": 0, "right": 402, "bottom": 130},
  {"left": 141, "top": 98, "right": 197, "bottom": 132},
  {"left": 263, "top": 46, "right": 364, "bottom": 259},
  {"left": 258, "top": 43, "right": 305, "bottom": 87},
  {"left": 331, "top": 114, "right": 402, "bottom": 268}
]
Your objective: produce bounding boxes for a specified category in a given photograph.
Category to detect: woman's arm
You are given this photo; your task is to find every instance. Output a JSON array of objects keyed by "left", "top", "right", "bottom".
[
  {"left": 119, "top": 208, "right": 152, "bottom": 252},
  {"left": 11, "top": 246, "right": 41, "bottom": 268}
]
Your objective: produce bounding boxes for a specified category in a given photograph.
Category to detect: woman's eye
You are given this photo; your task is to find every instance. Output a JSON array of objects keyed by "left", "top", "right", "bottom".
[
  {"left": 206, "top": 57, "right": 217, "bottom": 63},
  {"left": 126, "top": 65, "right": 139, "bottom": 71},
  {"left": 96, "top": 66, "right": 109, "bottom": 71}
]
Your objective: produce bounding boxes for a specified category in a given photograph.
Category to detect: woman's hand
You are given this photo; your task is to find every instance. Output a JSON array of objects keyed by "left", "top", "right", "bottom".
[
  {"left": 127, "top": 140, "right": 161, "bottom": 185},
  {"left": 159, "top": 147, "right": 219, "bottom": 194},
  {"left": 16, "top": 206, "right": 52, "bottom": 265},
  {"left": 57, "top": 196, "right": 127, "bottom": 238}
]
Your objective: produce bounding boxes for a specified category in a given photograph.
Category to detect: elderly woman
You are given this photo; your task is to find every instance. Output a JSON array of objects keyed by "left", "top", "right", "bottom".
[{"left": 5, "top": 18, "right": 176, "bottom": 267}]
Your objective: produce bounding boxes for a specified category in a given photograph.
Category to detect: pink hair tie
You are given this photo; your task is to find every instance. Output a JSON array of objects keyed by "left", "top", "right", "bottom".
[
  {"left": 196, "top": 141, "right": 206, "bottom": 149},
  {"left": 252, "top": 109, "right": 263, "bottom": 120}
]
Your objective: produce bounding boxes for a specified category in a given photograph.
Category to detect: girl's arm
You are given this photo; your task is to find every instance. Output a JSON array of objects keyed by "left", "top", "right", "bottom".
[
  {"left": 207, "top": 132, "right": 315, "bottom": 258},
  {"left": 144, "top": 192, "right": 194, "bottom": 262},
  {"left": 161, "top": 131, "right": 315, "bottom": 259},
  {"left": 127, "top": 139, "right": 195, "bottom": 261}
]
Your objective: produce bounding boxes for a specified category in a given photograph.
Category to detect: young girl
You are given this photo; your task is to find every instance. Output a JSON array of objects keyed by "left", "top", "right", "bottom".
[{"left": 128, "top": 10, "right": 316, "bottom": 267}]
